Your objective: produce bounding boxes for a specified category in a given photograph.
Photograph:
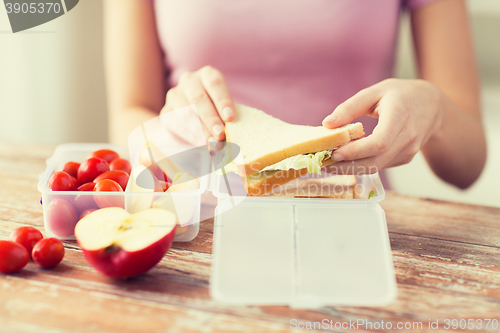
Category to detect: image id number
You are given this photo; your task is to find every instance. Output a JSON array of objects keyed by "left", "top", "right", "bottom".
[
  {"left": 5, "top": 2, "right": 61, "bottom": 14},
  {"left": 443, "top": 319, "right": 498, "bottom": 330}
]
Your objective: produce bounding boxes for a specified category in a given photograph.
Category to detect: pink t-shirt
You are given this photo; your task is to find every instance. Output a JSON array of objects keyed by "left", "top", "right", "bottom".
[{"left": 148, "top": 0, "right": 438, "bottom": 134}]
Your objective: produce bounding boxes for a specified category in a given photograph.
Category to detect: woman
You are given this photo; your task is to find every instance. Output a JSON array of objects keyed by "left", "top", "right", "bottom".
[{"left": 104, "top": 0, "right": 486, "bottom": 189}]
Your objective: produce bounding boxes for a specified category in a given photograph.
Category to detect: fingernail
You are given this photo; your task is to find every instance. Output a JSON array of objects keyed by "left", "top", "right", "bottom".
[
  {"left": 212, "top": 124, "right": 224, "bottom": 137},
  {"left": 324, "top": 114, "right": 338, "bottom": 123},
  {"left": 332, "top": 153, "right": 344, "bottom": 162},
  {"left": 222, "top": 107, "right": 233, "bottom": 121},
  {"left": 208, "top": 136, "right": 217, "bottom": 151}
]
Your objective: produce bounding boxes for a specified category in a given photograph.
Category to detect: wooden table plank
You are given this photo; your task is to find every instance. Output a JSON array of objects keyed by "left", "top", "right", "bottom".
[
  {"left": 1, "top": 141, "right": 500, "bottom": 333},
  {"left": 382, "top": 192, "right": 500, "bottom": 247}
]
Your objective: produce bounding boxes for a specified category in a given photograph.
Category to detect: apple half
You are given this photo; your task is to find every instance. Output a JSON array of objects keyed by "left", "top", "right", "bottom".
[{"left": 75, "top": 207, "right": 177, "bottom": 279}]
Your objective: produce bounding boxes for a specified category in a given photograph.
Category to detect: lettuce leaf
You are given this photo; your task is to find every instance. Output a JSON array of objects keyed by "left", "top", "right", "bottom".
[
  {"left": 261, "top": 150, "right": 332, "bottom": 175},
  {"left": 219, "top": 150, "right": 332, "bottom": 176}
]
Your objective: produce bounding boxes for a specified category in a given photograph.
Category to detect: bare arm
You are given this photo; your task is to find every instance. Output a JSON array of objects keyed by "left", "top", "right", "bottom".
[
  {"left": 104, "top": 0, "right": 166, "bottom": 145},
  {"left": 412, "top": 0, "right": 486, "bottom": 188},
  {"left": 323, "top": 0, "right": 486, "bottom": 189}
]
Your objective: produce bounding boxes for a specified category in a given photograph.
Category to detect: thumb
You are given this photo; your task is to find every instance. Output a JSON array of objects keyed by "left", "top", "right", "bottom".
[{"left": 322, "top": 86, "right": 381, "bottom": 129}]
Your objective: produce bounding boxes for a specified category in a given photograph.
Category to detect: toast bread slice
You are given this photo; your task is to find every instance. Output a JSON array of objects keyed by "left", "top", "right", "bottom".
[
  {"left": 225, "top": 104, "right": 364, "bottom": 177},
  {"left": 243, "top": 159, "right": 336, "bottom": 196}
]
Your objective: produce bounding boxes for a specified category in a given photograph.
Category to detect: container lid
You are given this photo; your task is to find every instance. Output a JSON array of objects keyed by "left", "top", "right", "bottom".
[{"left": 210, "top": 198, "right": 397, "bottom": 308}]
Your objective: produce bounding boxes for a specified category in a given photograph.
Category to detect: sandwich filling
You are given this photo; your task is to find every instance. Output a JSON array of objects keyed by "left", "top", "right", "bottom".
[{"left": 219, "top": 150, "right": 332, "bottom": 176}]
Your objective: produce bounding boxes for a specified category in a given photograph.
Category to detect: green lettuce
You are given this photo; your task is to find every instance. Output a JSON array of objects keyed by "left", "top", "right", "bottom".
[
  {"left": 261, "top": 150, "right": 332, "bottom": 175},
  {"left": 219, "top": 150, "right": 332, "bottom": 176}
]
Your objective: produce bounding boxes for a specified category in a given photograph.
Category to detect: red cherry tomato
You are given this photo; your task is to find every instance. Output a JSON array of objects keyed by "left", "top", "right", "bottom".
[
  {"left": 49, "top": 171, "right": 77, "bottom": 191},
  {"left": 93, "top": 170, "right": 129, "bottom": 191},
  {"left": 79, "top": 209, "right": 97, "bottom": 220},
  {"left": 93, "top": 179, "right": 124, "bottom": 208},
  {"left": 77, "top": 157, "right": 109, "bottom": 184},
  {"left": 9, "top": 226, "right": 43, "bottom": 255},
  {"left": 73, "top": 193, "right": 99, "bottom": 213},
  {"left": 77, "top": 182, "right": 96, "bottom": 191},
  {"left": 73, "top": 182, "right": 99, "bottom": 213},
  {"left": 62, "top": 161, "right": 80, "bottom": 179},
  {"left": 148, "top": 164, "right": 171, "bottom": 183},
  {"left": 89, "top": 149, "right": 120, "bottom": 163},
  {"left": 32, "top": 238, "right": 65, "bottom": 268},
  {"left": 70, "top": 176, "right": 79, "bottom": 188},
  {"left": 0, "top": 240, "right": 30, "bottom": 273},
  {"left": 158, "top": 180, "right": 170, "bottom": 192},
  {"left": 109, "top": 158, "right": 132, "bottom": 175},
  {"left": 46, "top": 198, "right": 79, "bottom": 237}
]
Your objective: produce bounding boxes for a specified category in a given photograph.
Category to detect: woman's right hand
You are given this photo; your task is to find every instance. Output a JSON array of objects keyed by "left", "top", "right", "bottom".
[{"left": 161, "top": 65, "right": 235, "bottom": 143}]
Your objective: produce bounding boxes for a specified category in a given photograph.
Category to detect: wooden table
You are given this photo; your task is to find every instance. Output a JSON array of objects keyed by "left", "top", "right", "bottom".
[{"left": 1, "top": 141, "right": 500, "bottom": 333}]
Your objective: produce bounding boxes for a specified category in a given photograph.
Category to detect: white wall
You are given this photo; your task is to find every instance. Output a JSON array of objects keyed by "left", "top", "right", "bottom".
[{"left": 0, "top": 0, "right": 107, "bottom": 144}]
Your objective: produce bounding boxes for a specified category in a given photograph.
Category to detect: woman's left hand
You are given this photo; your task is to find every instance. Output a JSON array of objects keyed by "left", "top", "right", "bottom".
[{"left": 322, "top": 78, "right": 444, "bottom": 174}]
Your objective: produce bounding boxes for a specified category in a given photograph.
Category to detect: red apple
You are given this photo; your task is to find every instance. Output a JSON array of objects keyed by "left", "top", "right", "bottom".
[{"left": 75, "top": 208, "right": 177, "bottom": 279}]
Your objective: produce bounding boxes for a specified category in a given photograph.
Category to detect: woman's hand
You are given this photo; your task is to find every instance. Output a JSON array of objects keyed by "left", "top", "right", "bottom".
[
  {"left": 161, "top": 66, "right": 235, "bottom": 143},
  {"left": 322, "top": 78, "right": 444, "bottom": 174}
]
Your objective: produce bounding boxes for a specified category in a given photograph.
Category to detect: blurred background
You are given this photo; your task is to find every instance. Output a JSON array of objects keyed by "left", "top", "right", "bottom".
[{"left": 0, "top": 0, "right": 499, "bottom": 207}]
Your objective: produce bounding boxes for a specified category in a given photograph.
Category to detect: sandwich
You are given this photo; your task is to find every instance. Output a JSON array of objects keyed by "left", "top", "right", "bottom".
[
  {"left": 262, "top": 175, "right": 357, "bottom": 199},
  {"left": 220, "top": 104, "right": 364, "bottom": 196}
]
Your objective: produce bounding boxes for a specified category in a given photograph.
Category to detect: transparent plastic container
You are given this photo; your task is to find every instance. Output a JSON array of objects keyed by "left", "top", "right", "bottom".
[
  {"left": 209, "top": 171, "right": 397, "bottom": 308},
  {"left": 37, "top": 143, "right": 210, "bottom": 242}
]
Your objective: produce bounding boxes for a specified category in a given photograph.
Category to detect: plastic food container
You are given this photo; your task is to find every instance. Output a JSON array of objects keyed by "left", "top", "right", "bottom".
[
  {"left": 209, "top": 171, "right": 397, "bottom": 308},
  {"left": 37, "top": 143, "right": 210, "bottom": 242},
  {"left": 38, "top": 107, "right": 397, "bottom": 308}
]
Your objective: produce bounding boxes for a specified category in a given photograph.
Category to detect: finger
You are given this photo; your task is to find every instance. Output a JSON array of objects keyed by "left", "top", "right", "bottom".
[
  {"left": 182, "top": 72, "right": 226, "bottom": 141},
  {"left": 383, "top": 141, "right": 419, "bottom": 168},
  {"left": 199, "top": 66, "right": 235, "bottom": 122},
  {"left": 323, "top": 85, "right": 383, "bottom": 129},
  {"left": 162, "top": 89, "right": 202, "bottom": 146},
  {"left": 325, "top": 131, "right": 409, "bottom": 174},
  {"left": 324, "top": 155, "right": 387, "bottom": 176},
  {"left": 164, "top": 87, "right": 189, "bottom": 112},
  {"left": 331, "top": 99, "right": 406, "bottom": 161}
]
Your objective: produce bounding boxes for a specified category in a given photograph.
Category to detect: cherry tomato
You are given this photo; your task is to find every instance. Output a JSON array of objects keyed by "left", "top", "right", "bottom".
[
  {"left": 79, "top": 209, "right": 97, "bottom": 220},
  {"left": 73, "top": 193, "right": 99, "bottom": 213},
  {"left": 70, "top": 176, "right": 79, "bottom": 188},
  {"left": 0, "top": 240, "right": 30, "bottom": 273},
  {"left": 9, "top": 226, "right": 43, "bottom": 255},
  {"left": 32, "top": 238, "right": 65, "bottom": 268},
  {"left": 46, "top": 198, "right": 79, "bottom": 237},
  {"left": 109, "top": 158, "right": 132, "bottom": 175},
  {"left": 77, "top": 157, "right": 109, "bottom": 184},
  {"left": 89, "top": 149, "right": 120, "bottom": 163},
  {"left": 93, "top": 170, "right": 129, "bottom": 191},
  {"left": 77, "top": 182, "right": 96, "bottom": 191},
  {"left": 49, "top": 171, "right": 77, "bottom": 191},
  {"left": 148, "top": 164, "right": 171, "bottom": 183},
  {"left": 158, "top": 180, "right": 170, "bottom": 191},
  {"left": 93, "top": 179, "right": 124, "bottom": 208},
  {"left": 73, "top": 182, "right": 99, "bottom": 212},
  {"left": 62, "top": 161, "right": 80, "bottom": 179}
]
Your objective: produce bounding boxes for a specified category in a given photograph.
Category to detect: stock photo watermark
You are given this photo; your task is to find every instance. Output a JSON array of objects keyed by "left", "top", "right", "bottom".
[
  {"left": 290, "top": 318, "right": 499, "bottom": 330},
  {"left": 3, "top": 0, "right": 79, "bottom": 33}
]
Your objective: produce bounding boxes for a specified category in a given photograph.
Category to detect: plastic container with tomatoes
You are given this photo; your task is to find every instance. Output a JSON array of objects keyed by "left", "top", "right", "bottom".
[{"left": 38, "top": 144, "right": 208, "bottom": 242}]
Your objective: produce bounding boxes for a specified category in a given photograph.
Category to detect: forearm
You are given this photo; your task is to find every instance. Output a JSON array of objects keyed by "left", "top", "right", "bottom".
[
  {"left": 104, "top": 0, "right": 166, "bottom": 146},
  {"left": 108, "top": 106, "right": 159, "bottom": 146},
  {"left": 421, "top": 90, "right": 486, "bottom": 189}
]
